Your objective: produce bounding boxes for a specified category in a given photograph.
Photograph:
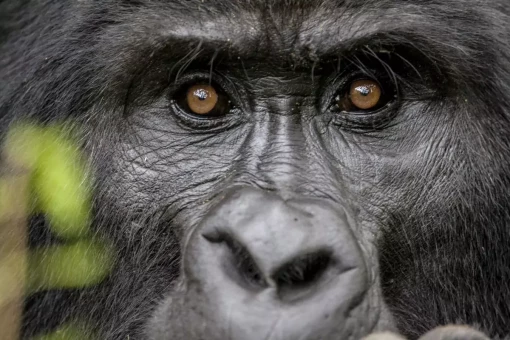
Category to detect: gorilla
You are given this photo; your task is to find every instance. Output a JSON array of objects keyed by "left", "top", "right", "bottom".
[{"left": 1, "top": 0, "right": 510, "bottom": 339}]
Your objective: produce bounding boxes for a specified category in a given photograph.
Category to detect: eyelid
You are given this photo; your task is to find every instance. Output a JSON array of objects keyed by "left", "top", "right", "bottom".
[{"left": 170, "top": 73, "right": 220, "bottom": 94}]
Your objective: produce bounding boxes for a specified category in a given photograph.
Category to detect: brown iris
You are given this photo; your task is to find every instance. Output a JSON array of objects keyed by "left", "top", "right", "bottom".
[
  {"left": 186, "top": 84, "right": 219, "bottom": 115},
  {"left": 348, "top": 79, "right": 382, "bottom": 110}
]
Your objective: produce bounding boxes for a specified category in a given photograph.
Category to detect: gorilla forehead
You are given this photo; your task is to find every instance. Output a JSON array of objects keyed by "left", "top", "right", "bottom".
[
  {"left": 119, "top": 0, "right": 416, "bottom": 48},
  {"left": 96, "top": 0, "right": 496, "bottom": 75}
]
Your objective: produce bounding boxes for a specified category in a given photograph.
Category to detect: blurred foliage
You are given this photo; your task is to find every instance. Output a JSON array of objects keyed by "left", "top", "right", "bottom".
[
  {"left": 28, "top": 239, "right": 114, "bottom": 293},
  {"left": 5, "top": 124, "right": 92, "bottom": 238},
  {"left": 1, "top": 122, "right": 115, "bottom": 340},
  {"left": 31, "top": 322, "right": 96, "bottom": 340}
]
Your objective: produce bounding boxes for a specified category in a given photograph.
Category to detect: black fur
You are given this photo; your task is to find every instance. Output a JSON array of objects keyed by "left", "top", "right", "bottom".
[{"left": 1, "top": 0, "right": 510, "bottom": 339}]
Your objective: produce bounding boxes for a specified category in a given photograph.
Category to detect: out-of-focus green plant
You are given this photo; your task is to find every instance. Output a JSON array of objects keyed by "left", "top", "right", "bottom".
[
  {"left": 31, "top": 322, "right": 96, "bottom": 340},
  {"left": 5, "top": 124, "right": 92, "bottom": 238},
  {"left": 0, "top": 122, "right": 115, "bottom": 340},
  {"left": 28, "top": 239, "right": 114, "bottom": 293}
]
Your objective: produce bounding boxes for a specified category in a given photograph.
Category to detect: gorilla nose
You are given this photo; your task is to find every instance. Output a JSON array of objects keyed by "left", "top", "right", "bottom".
[
  {"left": 203, "top": 224, "right": 337, "bottom": 299},
  {"left": 200, "top": 197, "right": 341, "bottom": 298},
  {"left": 183, "top": 187, "right": 369, "bottom": 340}
]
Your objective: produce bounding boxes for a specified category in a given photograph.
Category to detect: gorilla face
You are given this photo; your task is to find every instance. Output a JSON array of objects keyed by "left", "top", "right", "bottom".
[{"left": 1, "top": 0, "right": 510, "bottom": 339}]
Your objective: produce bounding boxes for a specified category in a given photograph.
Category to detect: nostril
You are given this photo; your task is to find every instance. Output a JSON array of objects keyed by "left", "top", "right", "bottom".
[
  {"left": 272, "top": 250, "right": 333, "bottom": 300},
  {"left": 203, "top": 231, "right": 267, "bottom": 290}
]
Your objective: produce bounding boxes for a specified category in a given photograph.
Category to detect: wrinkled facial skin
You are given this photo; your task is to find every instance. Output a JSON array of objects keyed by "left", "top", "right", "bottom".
[{"left": 1, "top": 0, "right": 510, "bottom": 339}]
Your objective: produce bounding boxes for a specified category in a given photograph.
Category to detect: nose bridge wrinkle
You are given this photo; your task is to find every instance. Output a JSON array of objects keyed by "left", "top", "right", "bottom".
[
  {"left": 256, "top": 114, "right": 309, "bottom": 184},
  {"left": 263, "top": 94, "right": 314, "bottom": 117}
]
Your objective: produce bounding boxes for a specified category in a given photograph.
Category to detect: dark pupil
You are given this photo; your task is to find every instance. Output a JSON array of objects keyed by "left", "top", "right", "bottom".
[
  {"left": 194, "top": 89, "right": 208, "bottom": 101},
  {"left": 356, "top": 86, "right": 370, "bottom": 96}
]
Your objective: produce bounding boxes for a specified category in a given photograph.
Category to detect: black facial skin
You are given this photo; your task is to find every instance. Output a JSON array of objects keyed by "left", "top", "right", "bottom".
[{"left": 1, "top": 0, "right": 510, "bottom": 339}]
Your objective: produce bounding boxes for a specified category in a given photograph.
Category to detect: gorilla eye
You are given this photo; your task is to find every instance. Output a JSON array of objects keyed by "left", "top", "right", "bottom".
[
  {"left": 175, "top": 83, "right": 231, "bottom": 117},
  {"left": 335, "top": 79, "right": 387, "bottom": 112}
]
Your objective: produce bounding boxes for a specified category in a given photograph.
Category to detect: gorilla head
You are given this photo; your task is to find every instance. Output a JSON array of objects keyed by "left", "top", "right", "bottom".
[{"left": 1, "top": 0, "right": 510, "bottom": 339}]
